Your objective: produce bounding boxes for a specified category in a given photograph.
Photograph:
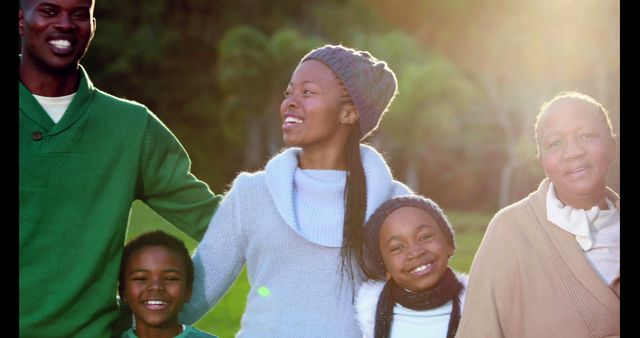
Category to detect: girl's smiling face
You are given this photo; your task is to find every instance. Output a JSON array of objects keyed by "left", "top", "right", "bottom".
[{"left": 379, "top": 206, "right": 454, "bottom": 292}]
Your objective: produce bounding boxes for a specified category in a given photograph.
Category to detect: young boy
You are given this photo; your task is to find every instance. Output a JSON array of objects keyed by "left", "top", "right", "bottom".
[
  {"left": 119, "top": 230, "right": 218, "bottom": 338},
  {"left": 356, "top": 195, "right": 467, "bottom": 338}
]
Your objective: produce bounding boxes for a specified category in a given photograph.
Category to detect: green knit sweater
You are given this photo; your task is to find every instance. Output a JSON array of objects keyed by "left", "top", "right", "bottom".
[{"left": 19, "top": 66, "right": 221, "bottom": 338}]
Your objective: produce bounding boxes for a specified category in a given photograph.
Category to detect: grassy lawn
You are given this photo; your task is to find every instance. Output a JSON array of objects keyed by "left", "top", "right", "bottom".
[
  {"left": 127, "top": 201, "right": 491, "bottom": 338},
  {"left": 445, "top": 208, "right": 492, "bottom": 273}
]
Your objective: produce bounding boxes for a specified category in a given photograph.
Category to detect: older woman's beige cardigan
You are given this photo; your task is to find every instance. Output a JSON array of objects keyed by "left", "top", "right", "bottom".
[{"left": 455, "top": 178, "right": 620, "bottom": 338}]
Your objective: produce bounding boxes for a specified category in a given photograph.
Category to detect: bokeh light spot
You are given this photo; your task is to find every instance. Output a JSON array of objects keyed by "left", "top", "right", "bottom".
[{"left": 258, "top": 286, "right": 271, "bottom": 297}]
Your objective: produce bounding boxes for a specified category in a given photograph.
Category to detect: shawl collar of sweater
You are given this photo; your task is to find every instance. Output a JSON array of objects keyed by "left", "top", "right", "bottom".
[
  {"left": 264, "top": 144, "right": 403, "bottom": 247},
  {"left": 355, "top": 273, "right": 468, "bottom": 338},
  {"left": 528, "top": 178, "right": 620, "bottom": 302},
  {"left": 19, "top": 64, "right": 96, "bottom": 136}
]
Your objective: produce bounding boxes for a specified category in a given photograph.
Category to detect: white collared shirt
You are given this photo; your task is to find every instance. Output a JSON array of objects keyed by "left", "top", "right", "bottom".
[{"left": 546, "top": 182, "right": 620, "bottom": 284}]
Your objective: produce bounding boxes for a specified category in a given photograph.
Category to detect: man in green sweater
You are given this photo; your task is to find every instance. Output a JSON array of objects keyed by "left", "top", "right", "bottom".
[{"left": 19, "top": 0, "right": 222, "bottom": 337}]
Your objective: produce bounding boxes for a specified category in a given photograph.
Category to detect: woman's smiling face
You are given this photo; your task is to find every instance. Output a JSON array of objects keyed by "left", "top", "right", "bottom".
[{"left": 280, "top": 59, "right": 352, "bottom": 151}]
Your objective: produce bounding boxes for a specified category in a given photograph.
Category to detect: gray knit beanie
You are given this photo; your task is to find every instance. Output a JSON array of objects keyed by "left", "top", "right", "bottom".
[
  {"left": 300, "top": 44, "right": 398, "bottom": 140},
  {"left": 362, "top": 195, "right": 456, "bottom": 280}
]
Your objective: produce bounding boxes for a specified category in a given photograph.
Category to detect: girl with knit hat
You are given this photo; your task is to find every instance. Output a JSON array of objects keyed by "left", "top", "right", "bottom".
[
  {"left": 180, "top": 44, "right": 411, "bottom": 337},
  {"left": 355, "top": 195, "right": 467, "bottom": 338}
]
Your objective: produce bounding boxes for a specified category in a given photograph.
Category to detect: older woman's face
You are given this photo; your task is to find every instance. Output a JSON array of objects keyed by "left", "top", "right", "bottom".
[{"left": 537, "top": 99, "right": 615, "bottom": 208}]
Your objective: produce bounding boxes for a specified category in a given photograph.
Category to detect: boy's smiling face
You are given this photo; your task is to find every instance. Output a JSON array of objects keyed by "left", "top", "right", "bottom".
[
  {"left": 122, "top": 245, "right": 192, "bottom": 332},
  {"left": 379, "top": 206, "right": 454, "bottom": 292}
]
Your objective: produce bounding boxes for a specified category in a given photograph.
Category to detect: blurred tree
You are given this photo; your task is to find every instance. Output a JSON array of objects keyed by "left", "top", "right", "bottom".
[
  {"left": 84, "top": 0, "right": 317, "bottom": 189},
  {"left": 366, "top": 0, "right": 620, "bottom": 207},
  {"left": 347, "top": 32, "right": 485, "bottom": 208},
  {"left": 79, "top": 0, "right": 618, "bottom": 210},
  {"left": 216, "top": 25, "right": 271, "bottom": 169},
  {"left": 216, "top": 26, "right": 321, "bottom": 169}
]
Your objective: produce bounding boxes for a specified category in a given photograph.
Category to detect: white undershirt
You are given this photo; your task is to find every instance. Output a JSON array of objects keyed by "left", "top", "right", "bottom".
[
  {"left": 390, "top": 301, "right": 452, "bottom": 338},
  {"left": 32, "top": 92, "right": 76, "bottom": 123},
  {"left": 546, "top": 182, "right": 620, "bottom": 284}
]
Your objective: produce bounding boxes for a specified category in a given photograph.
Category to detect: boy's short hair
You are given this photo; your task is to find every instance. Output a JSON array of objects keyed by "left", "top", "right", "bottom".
[
  {"left": 362, "top": 195, "right": 456, "bottom": 280},
  {"left": 118, "top": 230, "right": 194, "bottom": 293}
]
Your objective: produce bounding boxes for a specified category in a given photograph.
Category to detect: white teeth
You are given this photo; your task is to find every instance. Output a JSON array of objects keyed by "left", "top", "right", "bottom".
[
  {"left": 50, "top": 40, "right": 71, "bottom": 48},
  {"left": 411, "top": 264, "right": 430, "bottom": 273},
  {"left": 285, "top": 116, "right": 303, "bottom": 124},
  {"left": 144, "top": 300, "right": 167, "bottom": 305}
]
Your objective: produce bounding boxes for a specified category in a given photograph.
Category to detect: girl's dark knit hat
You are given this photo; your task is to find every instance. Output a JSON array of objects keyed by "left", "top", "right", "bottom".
[
  {"left": 300, "top": 44, "right": 398, "bottom": 140},
  {"left": 363, "top": 195, "right": 456, "bottom": 280}
]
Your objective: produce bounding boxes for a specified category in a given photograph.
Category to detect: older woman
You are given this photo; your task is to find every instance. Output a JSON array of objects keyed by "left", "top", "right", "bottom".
[{"left": 456, "top": 91, "right": 619, "bottom": 338}]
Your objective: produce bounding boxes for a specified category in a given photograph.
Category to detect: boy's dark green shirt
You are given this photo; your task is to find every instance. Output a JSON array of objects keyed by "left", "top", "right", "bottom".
[
  {"left": 121, "top": 325, "right": 219, "bottom": 338},
  {"left": 19, "top": 66, "right": 221, "bottom": 338}
]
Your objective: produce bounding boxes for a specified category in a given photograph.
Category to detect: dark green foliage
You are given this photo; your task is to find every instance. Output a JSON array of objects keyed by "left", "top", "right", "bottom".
[{"left": 81, "top": 0, "right": 619, "bottom": 209}]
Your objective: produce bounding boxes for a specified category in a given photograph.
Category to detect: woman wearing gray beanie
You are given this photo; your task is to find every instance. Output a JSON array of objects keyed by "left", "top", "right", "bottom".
[{"left": 181, "top": 44, "right": 411, "bottom": 337}]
